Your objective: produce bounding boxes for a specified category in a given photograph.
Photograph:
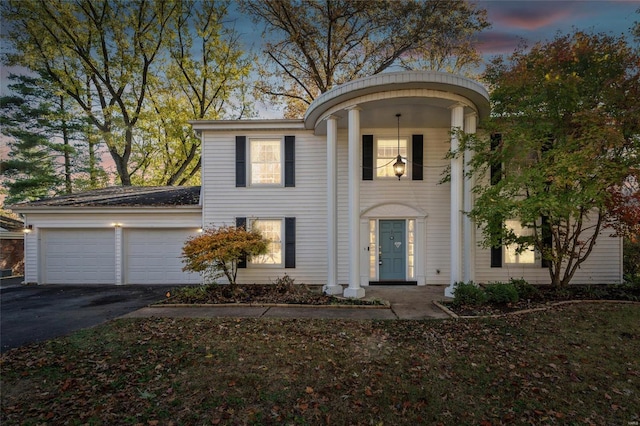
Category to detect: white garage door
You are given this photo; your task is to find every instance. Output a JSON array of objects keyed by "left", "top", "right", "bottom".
[
  {"left": 42, "top": 229, "right": 116, "bottom": 284},
  {"left": 124, "top": 229, "right": 201, "bottom": 285}
]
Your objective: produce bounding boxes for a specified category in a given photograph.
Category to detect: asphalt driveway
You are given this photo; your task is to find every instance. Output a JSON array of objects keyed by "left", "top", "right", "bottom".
[{"left": 0, "top": 280, "right": 170, "bottom": 352}]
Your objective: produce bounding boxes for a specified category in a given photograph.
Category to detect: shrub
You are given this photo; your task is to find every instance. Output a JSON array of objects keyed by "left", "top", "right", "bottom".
[
  {"left": 509, "top": 278, "right": 538, "bottom": 300},
  {"left": 182, "top": 225, "right": 268, "bottom": 287},
  {"left": 274, "top": 274, "right": 296, "bottom": 293},
  {"left": 484, "top": 282, "right": 519, "bottom": 305},
  {"left": 452, "top": 281, "right": 487, "bottom": 306}
]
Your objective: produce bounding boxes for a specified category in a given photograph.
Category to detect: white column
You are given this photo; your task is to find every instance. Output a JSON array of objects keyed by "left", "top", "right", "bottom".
[
  {"left": 445, "top": 104, "right": 465, "bottom": 298},
  {"left": 115, "top": 225, "right": 123, "bottom": 285},
  {"left": 344, "top": 106, "right": 365, "bottom": 299},
  {"left": 24, "top": 226, "right": 37, "bottom": 284},
  {"left": 323, "top": 115, "right": 342, "bottom": 295},
  {"left": 463, "top": 112, "right": 477, "bottom": 283}
]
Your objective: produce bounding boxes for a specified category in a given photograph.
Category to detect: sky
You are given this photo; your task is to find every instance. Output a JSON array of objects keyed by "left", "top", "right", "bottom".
[
  {"left": 474, "top": 0, "right": 639, "bottom": 57},
  {"left": 1, "top": 1, "right": 639, "bottom": 102}
]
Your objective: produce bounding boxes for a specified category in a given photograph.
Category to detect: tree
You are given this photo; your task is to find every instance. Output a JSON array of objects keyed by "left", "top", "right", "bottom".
[
  {"left": 133, "top": 0, "right": 253, "bottom": 186},
  {"left": 182, "top": 225, "right": 268, "bottom": 287},
  {"left": 460, "top": 31, "right": 640, "bottom": 287},
  {"left": 0, "top": 74, "right": 97, "bottom": 204},
  {"left": 241, "top": 0, "right": 489, "bottom": 117},
  {"left": 2, "top": 0, "right": 252, "bottom": 187},
  {"left": 1, "top": 0, "right": 179, "bottom": 186}
]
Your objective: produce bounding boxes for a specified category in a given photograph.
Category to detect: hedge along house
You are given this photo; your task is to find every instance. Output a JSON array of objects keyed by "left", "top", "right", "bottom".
[{"left": 13, "top": 71, "right": 623, "bottom": 296}]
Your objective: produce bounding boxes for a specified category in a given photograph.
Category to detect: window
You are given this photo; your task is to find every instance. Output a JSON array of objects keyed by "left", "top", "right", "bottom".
[
  {"left": 250, "top": 219, "right": 282, "bottom": 266},
  {"left": 376, "top": 138, "right": 407, "bottom": 178},
  {"left": 250, "top": 139, "right": 281, "bottom": 185},
  {"left": 504, "top": 219, "right": 536, "bottom": 264}
]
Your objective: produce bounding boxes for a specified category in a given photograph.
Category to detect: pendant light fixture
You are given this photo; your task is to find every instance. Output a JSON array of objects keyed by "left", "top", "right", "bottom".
[{"left": 393, "top": 113, "right": 405, "bottom": 180}]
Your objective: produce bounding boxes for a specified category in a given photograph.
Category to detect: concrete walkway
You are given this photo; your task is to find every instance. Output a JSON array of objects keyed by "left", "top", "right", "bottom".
[{"left": 122, "top": 285, "right": 452, "bottom": 320}]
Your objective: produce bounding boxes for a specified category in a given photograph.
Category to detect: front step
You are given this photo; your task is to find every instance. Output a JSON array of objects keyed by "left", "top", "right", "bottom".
[{"left": 369, "top": 281, "right": 417, "bottom": 286}]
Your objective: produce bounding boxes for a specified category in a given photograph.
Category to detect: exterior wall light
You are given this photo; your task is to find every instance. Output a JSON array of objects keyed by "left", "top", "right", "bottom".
[
  {"left": 23, "top": 225, "right": 33, "bottom": 234},
  {"left": 393, "top": 113, "right": 405, "bottom": 180},
  {"left": 112, "top": 223, "right": 122, "bottom": 228}
]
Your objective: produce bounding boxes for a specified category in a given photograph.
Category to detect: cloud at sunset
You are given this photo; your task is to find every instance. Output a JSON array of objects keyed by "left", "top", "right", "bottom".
[
  {"left": 475, "top": 1, "right": 639, "bottom": 59},
  {"left": 485, "top": 2, "right": 580, "bottom": 31},
  {"left": 476, "top": 31, "right": 528, "bottom": 55}
]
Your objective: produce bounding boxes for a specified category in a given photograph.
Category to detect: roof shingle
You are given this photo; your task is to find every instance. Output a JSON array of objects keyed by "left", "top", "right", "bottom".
[{"left": 12, "top": 186, "right": 201, "bottom": 208}]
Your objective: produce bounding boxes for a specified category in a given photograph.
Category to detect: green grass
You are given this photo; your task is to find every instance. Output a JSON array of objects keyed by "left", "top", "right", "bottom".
[{"left": 2, "top": 303, "right": 639, "bottom": 425}]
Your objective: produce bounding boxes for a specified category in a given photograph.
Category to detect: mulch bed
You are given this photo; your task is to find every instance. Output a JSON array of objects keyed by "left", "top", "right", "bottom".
[
  {"left": 446, "top": 284, "right": 640, "bottom": 317},
  {"left": 161, "top": 283, "right": 384, "bottom": 306}
]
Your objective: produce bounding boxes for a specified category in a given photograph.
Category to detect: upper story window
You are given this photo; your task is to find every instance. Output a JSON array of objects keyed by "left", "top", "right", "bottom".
[
  {"left": 250, "top": 139, "right": 282, "bottom": 185},
  {"left": 376, "top": 137, "right": 407, "bottom": 178},
  {"left": 504, "top": 219, "right": 536, "bottom": 264}
]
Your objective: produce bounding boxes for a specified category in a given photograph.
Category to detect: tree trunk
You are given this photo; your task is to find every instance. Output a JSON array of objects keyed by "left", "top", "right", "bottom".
[{"left": 59, "top": 96, "right": 72, "bottom": 194}]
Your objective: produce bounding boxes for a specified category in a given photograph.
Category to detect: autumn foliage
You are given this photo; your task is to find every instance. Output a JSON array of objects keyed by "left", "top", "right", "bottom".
[
  {"left": 463, "top": 30, "right": 640, "bottom": 287},
  {"left": 182, "top": 225, "right": 268, "bottom": 287}
]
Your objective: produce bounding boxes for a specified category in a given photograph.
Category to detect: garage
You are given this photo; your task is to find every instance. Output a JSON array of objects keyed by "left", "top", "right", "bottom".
[
  {"left": 41, "top": 229, "right": 116, "bottom": 284},
  {"left": 124, "top": 228, "right": 201, "bottom": 285},
  {"left": 13, "top": 186, "right": 203, "bottom": 286}
]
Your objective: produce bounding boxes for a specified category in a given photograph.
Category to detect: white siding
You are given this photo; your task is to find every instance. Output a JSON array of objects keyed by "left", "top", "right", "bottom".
[
  {"left": 475, "top": 223, "right": 623, "bottom": 285},
  {"left": 202, "top": 131, "right": 328, "bottom": 284},
  {"left": 347, "top": 127, "right": 452, "bottom": 285},
  {"left": 201, "top": 127, "right": 454, "bottom": 285},
  {"left": 201, "top": 126, "right": 623, "bottom": 286}
]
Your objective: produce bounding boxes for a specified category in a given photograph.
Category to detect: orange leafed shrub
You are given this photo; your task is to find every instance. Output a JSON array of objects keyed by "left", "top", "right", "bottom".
[{"left": 182, "top": 225, "right": 268, "bottom": 286}]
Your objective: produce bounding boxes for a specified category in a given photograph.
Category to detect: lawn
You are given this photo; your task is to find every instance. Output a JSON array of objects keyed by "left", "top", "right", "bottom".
[{"left": 1, "top": 303, "right": 639, "bottom": 425}]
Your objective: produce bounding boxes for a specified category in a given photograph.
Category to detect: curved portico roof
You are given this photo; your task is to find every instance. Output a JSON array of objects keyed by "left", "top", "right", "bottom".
[{"left": 304, "top": 71, "right": 490, "bottom": 134}]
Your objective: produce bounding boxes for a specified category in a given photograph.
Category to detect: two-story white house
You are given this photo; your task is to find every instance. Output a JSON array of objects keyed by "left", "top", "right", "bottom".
[{"left": 13, "top": 71, "right": 623, "bottom": 297}]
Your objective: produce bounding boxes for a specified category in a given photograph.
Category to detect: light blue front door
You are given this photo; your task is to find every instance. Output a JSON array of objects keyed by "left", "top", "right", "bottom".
[{"left": 379, "top": 220, "right": 406, "bottom": 281}]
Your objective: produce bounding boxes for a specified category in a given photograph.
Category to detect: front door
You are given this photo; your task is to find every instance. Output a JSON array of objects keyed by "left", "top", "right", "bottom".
[{"left": 379, "top": 220, "right": 406, "bottom": 281}]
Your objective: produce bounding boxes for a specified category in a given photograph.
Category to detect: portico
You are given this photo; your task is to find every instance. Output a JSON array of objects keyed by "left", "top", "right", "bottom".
[{"left": 305, "top": 71, "right": 490, "bottom": 298}]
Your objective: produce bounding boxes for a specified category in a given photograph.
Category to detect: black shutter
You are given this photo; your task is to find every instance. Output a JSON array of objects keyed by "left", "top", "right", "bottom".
[
  {"left": 490, "top": 216, "right": 503, "bottom": 268},
  {"left": 362, "top": 135, "right": 373, "bottom": 180},
  {"left": 490, "top": 133, "right": 503, "bottom": 267},
  {"left": 285, "top": 217, "right": 296, "bottom": 268},
  {"left": 541, "top": 216, "right": 552, "bottom": 268},
  {"left": 490, "top": 244, "right": 503, "bottom": 268},
  {"left": 284, "top": 136, "right": 295, "bottom": 187},
  {"left": 236, "top": 217, "right": 247, "bottom": 268},
  {"left": 412, "top": 134, "right": 423, "bottom": 181},
  {"left": 236, "top": 136, "right": 246, "bottom": 187},
  {"left": 490, "top": 133, "right": 502, "bottom": 186}
]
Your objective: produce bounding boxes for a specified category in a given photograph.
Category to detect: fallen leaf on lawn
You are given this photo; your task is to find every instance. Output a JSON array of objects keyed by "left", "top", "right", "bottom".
[
  {"left": 305, "top": 386, "right": 314, "bottom": 394},
  {"left": 60, "top": 378, "right": 72, "bottom": 392},
  {"left": 365, "top": 387, "right": 373, "bottom": 396}
]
